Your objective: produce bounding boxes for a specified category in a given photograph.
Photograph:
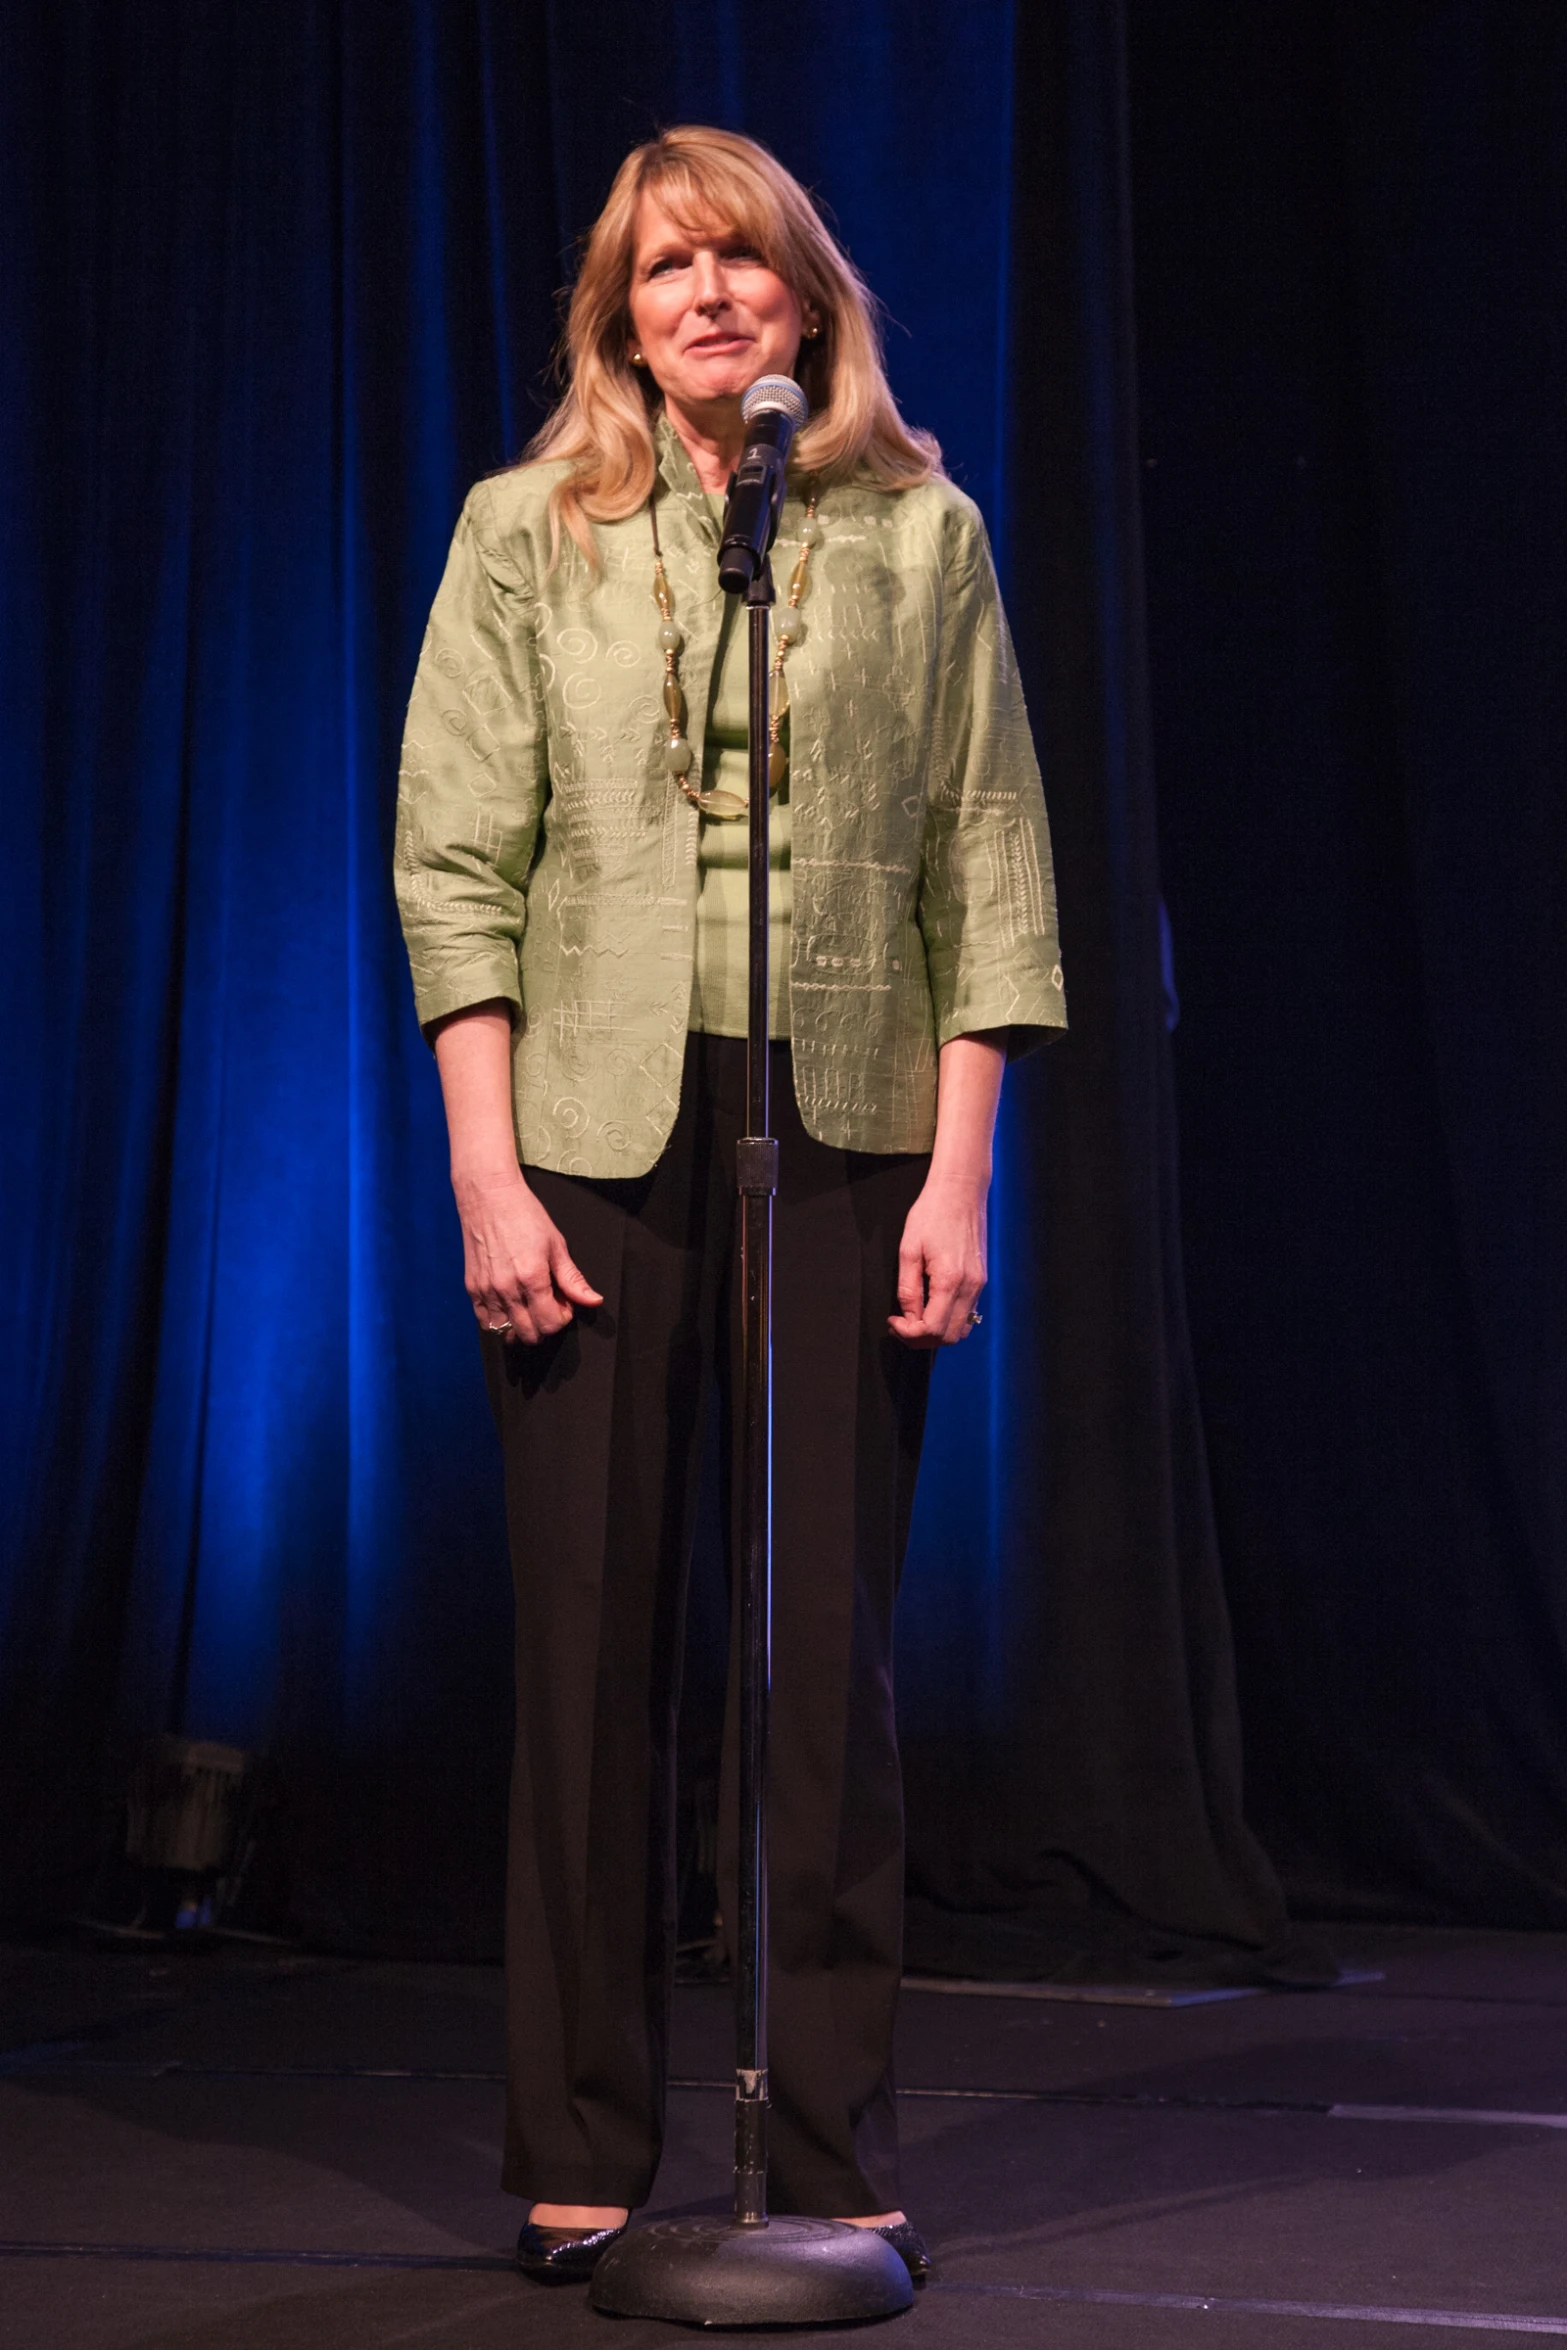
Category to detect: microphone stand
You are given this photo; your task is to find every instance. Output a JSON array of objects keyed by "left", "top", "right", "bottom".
[{"left": 591, "top": 546, "right": 912, "bottom": 2329}]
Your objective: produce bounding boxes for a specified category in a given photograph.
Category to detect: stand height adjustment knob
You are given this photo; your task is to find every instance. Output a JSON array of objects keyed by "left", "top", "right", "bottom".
[{"left": 736, "top": 1137, "right": 779, "bottom": 1195}]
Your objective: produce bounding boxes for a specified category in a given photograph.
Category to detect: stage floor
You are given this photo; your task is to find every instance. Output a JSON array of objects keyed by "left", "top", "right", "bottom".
[{"left": 4, "top": 1926, "right": 1567, "bottom": 2346}]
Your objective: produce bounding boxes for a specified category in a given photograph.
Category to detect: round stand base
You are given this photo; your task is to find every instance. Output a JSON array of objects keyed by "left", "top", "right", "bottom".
[{"left": 589, "top": 2215, "right": 913, "bottom": 2327}]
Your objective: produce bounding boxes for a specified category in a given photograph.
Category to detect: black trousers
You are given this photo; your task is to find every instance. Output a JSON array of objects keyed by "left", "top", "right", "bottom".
[{"left": 483, "top": 1034, "right": 932, "bottom": 2216}]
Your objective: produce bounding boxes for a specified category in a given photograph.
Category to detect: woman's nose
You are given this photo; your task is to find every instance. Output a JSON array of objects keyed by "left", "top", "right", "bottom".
[{"left": 691, "top": 250, "right": 728, "bottom": 310}]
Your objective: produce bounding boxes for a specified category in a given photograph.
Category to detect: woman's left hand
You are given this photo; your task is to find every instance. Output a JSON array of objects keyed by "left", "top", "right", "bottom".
[{"left": 888, "top": 1172, "right": 989, "bottom": 1348}]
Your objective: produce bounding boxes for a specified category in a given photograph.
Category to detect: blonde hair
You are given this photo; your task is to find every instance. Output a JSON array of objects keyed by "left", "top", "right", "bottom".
[{"left": 522, "top": 126, "right": 941, "bottom": 564}]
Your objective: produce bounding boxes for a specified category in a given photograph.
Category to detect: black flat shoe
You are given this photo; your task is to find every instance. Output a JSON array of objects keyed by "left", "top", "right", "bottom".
[
  {"left": 870, "top": 2219, "right": 931, "bottom": 2280},
  {"left": 514, "top": 2219, "right": 628, "bottom": 2284}
]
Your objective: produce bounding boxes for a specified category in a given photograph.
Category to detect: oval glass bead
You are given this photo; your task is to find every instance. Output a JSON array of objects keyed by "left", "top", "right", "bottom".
[
  {"left": 770, "top": 672, "right": 789, "bottom": 719},
  {"left": 799, "top": 517, "right": 822, "bottom": 546},
  {"left": 768, "top": 741, "right": 788, "bottom": 791},
  {"left": 663, "top": 736, "right": 694, "bottom": 776},
  {"left": 662, "top": 679, "right": 685, "bottom": 724},
  {"left": 700, "top": 788, "right": 749, "bottom": 820},
  {"left": 658, "top": 620, "right": 682, "bottom": 652}
]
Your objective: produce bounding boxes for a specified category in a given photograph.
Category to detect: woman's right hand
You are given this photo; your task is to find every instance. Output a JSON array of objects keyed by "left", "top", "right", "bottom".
[
  {"left": 432, "top": 1002, "right": 602, "bottom": 1344},
  {"left": 454, "top": 1164, "right": 603, "bottom": 1345}
]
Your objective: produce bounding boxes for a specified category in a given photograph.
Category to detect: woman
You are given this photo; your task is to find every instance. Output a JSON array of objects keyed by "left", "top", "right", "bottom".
[{"left": 395, "top": 125, "right": 1065, "bottom": 2283}]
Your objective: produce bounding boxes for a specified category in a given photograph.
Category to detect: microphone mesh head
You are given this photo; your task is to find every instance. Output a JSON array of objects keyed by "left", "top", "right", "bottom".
[{"left": 741, "top": 375, "right": 809, "bottom": 427}]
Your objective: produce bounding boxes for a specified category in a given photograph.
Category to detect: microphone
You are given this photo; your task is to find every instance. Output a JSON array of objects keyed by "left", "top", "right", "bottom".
[{"left": 717, "top": 376, "right": 809, "bottom": 596}]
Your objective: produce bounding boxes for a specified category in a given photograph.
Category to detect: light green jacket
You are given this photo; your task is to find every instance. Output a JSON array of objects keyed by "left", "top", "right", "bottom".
[{"left": 395, "top": 420, "right": 1065, "bottom": 1176}]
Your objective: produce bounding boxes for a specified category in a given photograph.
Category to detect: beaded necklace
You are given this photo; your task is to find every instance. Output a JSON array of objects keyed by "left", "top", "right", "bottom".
[{"left": 650, "top": 489, "right": 821, "bottom": 821}]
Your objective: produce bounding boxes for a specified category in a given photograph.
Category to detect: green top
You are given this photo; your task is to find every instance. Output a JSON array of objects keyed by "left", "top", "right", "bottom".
[
  {"left": 689, "top": 576, "right": 792, "bottom": 1041},
  {"left": 395, "top": 415, "right": 1066, "bottom": 1178}
]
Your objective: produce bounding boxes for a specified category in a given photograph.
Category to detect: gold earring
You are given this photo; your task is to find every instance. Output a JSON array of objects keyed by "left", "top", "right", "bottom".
[{"left": 630, "top": 348, "right": 647, "bottom": 367}]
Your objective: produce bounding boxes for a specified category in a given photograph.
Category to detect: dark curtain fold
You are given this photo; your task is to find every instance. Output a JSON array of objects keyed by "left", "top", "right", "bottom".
[
  {"left": 899, "top": 0, "right": 1302, "bottom": 1985},
  {"left": 6, "top": 0, "right": 1550, "bottom": 1965},
  {"left": 1129, "top": 0, "right": 1567, "bottom": 1923}
]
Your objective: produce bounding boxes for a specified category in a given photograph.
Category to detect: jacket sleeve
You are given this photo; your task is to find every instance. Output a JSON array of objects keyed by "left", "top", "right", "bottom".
[
  {"left": 916, "top": 499, "right": 1067, "bottom": 1053},
  {"left": 393, "top": 481, "right": 550, "bottom": 1040}
]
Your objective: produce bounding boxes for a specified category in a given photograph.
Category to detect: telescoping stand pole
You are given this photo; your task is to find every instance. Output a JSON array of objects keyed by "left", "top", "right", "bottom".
[
  {"left": 733, "top": 557, "right": 779, "bottom": 2230},
  {"left": 590, "top": 545, "right": 911, "bottom": 2331}
]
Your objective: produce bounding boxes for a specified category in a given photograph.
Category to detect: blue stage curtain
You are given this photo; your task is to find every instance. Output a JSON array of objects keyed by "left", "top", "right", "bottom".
[{"left": 2, "top": 0, "right": 1298, "bottom": 1969}]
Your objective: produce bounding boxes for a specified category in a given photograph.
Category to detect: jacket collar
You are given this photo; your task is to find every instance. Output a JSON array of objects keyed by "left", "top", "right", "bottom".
[{"left": 654, "top": 411, "right": 720, "bottom": 545}]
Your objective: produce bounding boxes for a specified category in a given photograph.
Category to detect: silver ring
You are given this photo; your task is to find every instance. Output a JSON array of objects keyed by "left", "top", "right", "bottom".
[
  {"left": 966, "top": 1310, "right": 983, "bottom": 1330},
  {"left": 486, "top": 1318, "right": 513, "bottom": 1335}
]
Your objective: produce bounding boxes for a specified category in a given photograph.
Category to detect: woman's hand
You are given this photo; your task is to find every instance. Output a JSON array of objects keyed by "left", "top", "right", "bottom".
[
  {"left": 454, "top": 1164, "right": 602, "bottom": 1345},
  {"left": 887, "top": 1028, "right": 1007, "bottom": 1349},
  {"left": 888, "top": 1172, "right": 989, "bottom": 1347},
  {"left": 432, "top": 1000, "right": 602, "bottom": 1345}
]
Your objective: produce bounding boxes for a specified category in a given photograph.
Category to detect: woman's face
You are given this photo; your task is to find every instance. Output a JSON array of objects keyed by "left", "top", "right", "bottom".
[{"left": 626, "top": 191, "right": 813, "bottom": 417}]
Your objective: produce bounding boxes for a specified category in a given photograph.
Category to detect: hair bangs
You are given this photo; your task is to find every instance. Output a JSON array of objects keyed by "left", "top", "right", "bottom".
[{"left": 634, "top": 150, "right": 787, "bottom": 274}]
